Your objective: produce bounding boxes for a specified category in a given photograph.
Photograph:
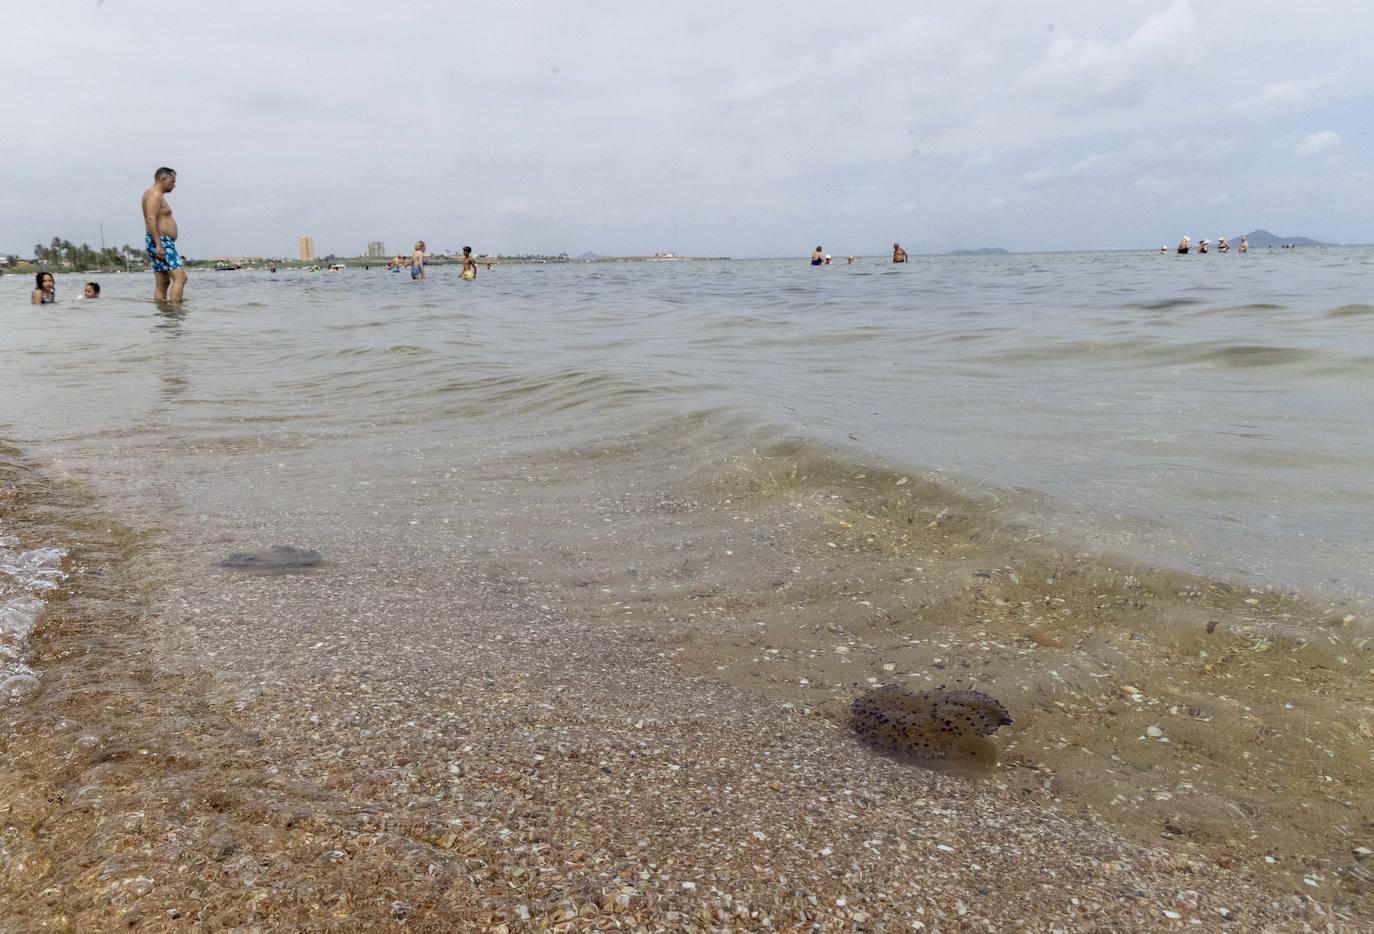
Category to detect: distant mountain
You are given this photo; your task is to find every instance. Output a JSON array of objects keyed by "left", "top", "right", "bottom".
[
  {"left": 1232, "top": 229, "right": 1333, "bottom": 248},
  {"left": 948, "top": 247, "right": 1010, "bottom": 256},
  {"left": 576, "top": 251, "right": 606, "bottom": 260}
]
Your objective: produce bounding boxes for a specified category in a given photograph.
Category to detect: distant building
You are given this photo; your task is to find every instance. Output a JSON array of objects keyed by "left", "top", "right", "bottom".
[
  {"left": 654, "top": 251, "right": 676, "bottom": 258},
  {"left": 367, "top": 241, "right": 385, "bottom": 259},
  {"left": 299, "top": 236, "right": 316, "bottom": 262}
]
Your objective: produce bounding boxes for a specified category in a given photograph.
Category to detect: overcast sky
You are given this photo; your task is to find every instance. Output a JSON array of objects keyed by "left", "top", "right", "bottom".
[{"left": 5, "top": 1, "right": 1371, "bottom": 257}]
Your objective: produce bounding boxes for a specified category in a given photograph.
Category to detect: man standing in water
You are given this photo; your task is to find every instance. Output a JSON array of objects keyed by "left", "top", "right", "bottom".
[
  {"left": 141, "top": 167, "right": 186, "bottom": 302},
  {"left": 892, "top": 242, "right": 909, "bottom": 263}
]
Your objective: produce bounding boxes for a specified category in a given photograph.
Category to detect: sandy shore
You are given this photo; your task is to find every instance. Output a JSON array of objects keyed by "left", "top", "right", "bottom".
[{"left": 4, "top": 441, "right": 1369, "bottom": 930}]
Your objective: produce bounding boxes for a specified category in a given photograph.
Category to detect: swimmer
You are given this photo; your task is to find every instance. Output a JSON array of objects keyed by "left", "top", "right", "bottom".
[
  {"left": 847, "top": 256, "right": 855, "bottom": 265},
  {"left": 30, "top": 271, "right": 55, "bottom": 304},
  {"left": 141, "top": 166, "right": 186, "bottom": 302},
  {"left": 1239, "top": 236, "right": 1248, "bottom": 253},
  {"left": 892, "top": 242, "right": 908, "bottom": 263},
  {"left": 811, "top": 246, "right": 823, "bottom": 266},
  {"left": 823, "top": 253, "right": 833, "bottom": 265},
  {"left": 1218, "top": 237, "right": 1230, "bottom": 253},
  {"left": 82, "top": 282, "right": 100, "bottom": 299},
  {"left": 411, "top": 241, "right": 427, "bottom": 279},
  {"left": 1177, "top": 236, "right": 1190, "bottom": 254},
  {"left": 461, "top": 245, "right": 477, "bottom": 281}
]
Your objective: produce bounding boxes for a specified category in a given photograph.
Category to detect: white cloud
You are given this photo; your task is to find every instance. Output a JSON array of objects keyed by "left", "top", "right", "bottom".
[
  {"left": 1295, "top": 131, "right": 1342, "bottom": 159},
  {"left": 1232, "top": 75, "right": 1337, "bottom": 117},
  {"left": 1020, "top": 1, "right": 1202, "bottom": 107},
  {"left": 1067, "top": 151, "right": 1123, "bottom": 176},
  {"left": 1022, "top": 166, "right": 1060, "bottom": 186},
  {"left": 1127, "top": 136, "right": 1242, "bottom": 161}
]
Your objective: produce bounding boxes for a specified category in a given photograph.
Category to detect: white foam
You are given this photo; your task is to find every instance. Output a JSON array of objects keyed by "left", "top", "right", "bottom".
[{"left": 0, "top": 536, "right": 67, "bottom": 702}]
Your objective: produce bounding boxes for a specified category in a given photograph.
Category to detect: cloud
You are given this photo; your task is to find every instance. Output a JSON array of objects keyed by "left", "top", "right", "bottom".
[
  {"left": 1020, "top": 1, "right": 1202, "bottom": 109},
  {"left": 1232, "top": 75, "right": 1337, "bottom": 117},
  {"left": 1067, "top": 151, "right": 1123, "bottom": 176},
  {"left": 1021, "top": 166, "right": 1060, "bottom": 186},
  {"left": 1295, "top": 130, "right": 1342, "bottom": 158},
  {"left": 1126, "top": 135, "right": 1241, "bottom": 161}
]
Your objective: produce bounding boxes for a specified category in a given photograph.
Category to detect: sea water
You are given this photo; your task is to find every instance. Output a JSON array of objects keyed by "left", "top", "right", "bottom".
[{"left": 4, "top": 249, "right": 1372, "bottom": 596}]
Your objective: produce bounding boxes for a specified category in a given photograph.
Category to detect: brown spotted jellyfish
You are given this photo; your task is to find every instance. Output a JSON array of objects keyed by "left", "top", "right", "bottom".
[{"left": 850, "top": 683, "right": 1012, "bottom": 777}]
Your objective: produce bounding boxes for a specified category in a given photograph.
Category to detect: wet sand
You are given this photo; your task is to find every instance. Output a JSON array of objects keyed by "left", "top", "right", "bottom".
[{"left": 3, "top": 434, "right": 1371, "bottom": 930}]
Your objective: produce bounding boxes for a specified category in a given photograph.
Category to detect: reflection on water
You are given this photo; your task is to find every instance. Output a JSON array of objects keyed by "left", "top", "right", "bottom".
[{"left": 153, "top": 306, "right": 190, "bottom": 403}]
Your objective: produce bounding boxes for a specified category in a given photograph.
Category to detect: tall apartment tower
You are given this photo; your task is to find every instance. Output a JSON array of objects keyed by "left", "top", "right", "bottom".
[
  {"left": 367, "top": 241, "right": 385, "bottom": 259},
  {"left": 299, "top": 236, "right": 316, "bottom": 262}
]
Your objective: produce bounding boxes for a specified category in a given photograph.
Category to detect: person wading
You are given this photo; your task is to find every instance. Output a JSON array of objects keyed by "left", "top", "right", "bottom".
[{"left": 141, "top": 167, "right": 187, "bottom": 302}]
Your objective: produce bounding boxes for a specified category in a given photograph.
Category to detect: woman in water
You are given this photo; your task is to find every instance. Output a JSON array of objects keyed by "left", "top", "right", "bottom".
[
  {"left": 411, "top": 241, "right": 427, "bottom": 280},
  {"left": 811, "top": 246, "right": 823, "bottom": 266},
  {"left": 30, "top": 271, "right": 56, "bottom": 304}
]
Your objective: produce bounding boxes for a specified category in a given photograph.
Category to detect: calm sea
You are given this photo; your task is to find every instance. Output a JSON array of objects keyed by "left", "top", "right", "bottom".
[{"left": 5, "top": 250, "right": 1372, "bottom": 606}]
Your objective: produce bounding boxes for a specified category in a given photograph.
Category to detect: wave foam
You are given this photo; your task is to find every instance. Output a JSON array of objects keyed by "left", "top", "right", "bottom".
[{"left": 0, "top": 536, "right": 67, "bottom": 701}]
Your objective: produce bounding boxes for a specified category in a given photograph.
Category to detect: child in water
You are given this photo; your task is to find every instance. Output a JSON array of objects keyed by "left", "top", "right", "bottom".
[
  {"left": 461, "top": 246, "right": 477, "bottom": 281},
  {"left": 31, "top": 271, "right": 56, "bottom": 304}
]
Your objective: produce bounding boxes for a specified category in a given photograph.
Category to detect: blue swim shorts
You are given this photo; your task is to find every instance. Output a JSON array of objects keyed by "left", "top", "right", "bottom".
[{"left": 146, "top": 234, "right": 182, "bottom": 273}]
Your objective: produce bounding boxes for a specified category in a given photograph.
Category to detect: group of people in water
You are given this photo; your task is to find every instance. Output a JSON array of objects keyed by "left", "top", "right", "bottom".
[
  {"left": 31, "top": 165, "right": 181, "bottom": 304},
  {"left": 1171, "top": 235, "right": 1247, "bottom": 254},
  {"left": 810, "top": 243, "right": 909, "bottom": 265},
  {"left": 30, "top": 273, "right": 99, "bottom": 304},
  {"left": 385, "top": 243, "right": 482, "bottom": 282},
  {"left": 30, "top": 167, "right": 492, "bottom": 305}
]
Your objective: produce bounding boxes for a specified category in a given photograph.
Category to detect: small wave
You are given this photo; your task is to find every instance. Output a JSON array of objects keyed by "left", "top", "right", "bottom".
[
  {"left": 423, "top": 368, "right": 669, "bottom": 418},
  {"left": 0, "top": 535, "right": 67, "bottom": 702},
  {"left": 1324, "top": 304, "right": 1374, "bottom": 319},
  {"left": 1192, "top": 303, "right": 1288, "bottom": 318},
  {"left": 1128, "top": 297, "right": 1206, "bottom": 311},
  {"left": 973, "top": 338, "right": 1324, "bottom": 370},
  {"left": 1195, "top": 344, "right": 1317, "bottom": 367}
]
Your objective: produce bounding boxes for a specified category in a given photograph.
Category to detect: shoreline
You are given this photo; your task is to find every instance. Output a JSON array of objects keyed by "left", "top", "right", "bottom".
[{"left": 1, "top": 431, "right": 1368, "bottom": 927}]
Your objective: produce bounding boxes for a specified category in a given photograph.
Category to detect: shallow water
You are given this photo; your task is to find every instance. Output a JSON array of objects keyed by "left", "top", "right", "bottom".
[
  {"left": 5, "top": 249, "right": 1373, "bottom": 595},
  {"left": 2, "top": 253, "right": 1373, "bottom": 925}
]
